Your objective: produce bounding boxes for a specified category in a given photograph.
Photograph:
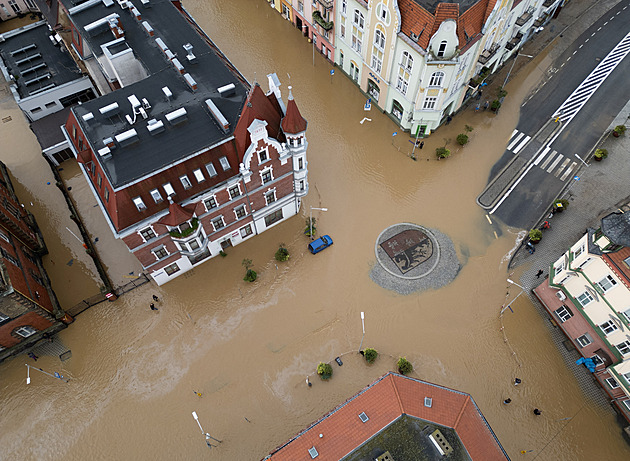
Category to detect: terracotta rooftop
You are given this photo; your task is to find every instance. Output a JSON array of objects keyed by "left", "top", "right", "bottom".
[
  {"left": 398, "top": 0, "right": 497, "bottom": 51},
  {"left": 281, "top": 87, "right": 308, "bottom": 134},
  {"left": 264, "top": 372, "right": 509, "bottom": 460},
  {"left": 604, "top": 247, "right": 630, "bottom": 288},
  {"left": 156, "top": 200, "right": 197, "bottom": 226}
]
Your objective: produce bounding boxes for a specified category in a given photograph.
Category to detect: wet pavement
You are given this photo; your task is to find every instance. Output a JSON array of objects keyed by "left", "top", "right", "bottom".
[{"left": 0, "top": 0, "right": 630, "bottom": 460}]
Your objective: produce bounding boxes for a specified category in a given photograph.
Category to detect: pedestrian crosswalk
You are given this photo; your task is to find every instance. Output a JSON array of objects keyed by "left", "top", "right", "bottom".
[
  {"left": 534, "top": 148, "right": 578, "bottom": 181},
  {"left": 507, "top": 129, "right": 531, "bottom": 154},
  {"left": 552, "top": 30, "right": 630, "bottom": 124}
]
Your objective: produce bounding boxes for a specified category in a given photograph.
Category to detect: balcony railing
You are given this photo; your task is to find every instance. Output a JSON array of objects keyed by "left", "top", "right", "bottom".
[
  {"left": 317, "top": 0, "right": 333, "bottom": 9},
  {"left": 543, "top": 0, "right": 556, "bottom": 7},
  {"left": 312, "top": 10, "right": 334, "bottom": 31},
  {"left": 505, "top": 33, "right": 523, "bottom": 51},
  {"left": 478, "top": 44, "right": 499, "bottom": 65},
  {"left": 515, "top": 11, "right": 533, "bottom": 26}
]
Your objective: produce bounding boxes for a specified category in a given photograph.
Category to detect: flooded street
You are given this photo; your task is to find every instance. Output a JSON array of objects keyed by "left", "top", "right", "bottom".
[{"left": 1, "top": 0, "right": 629, "bottom": 459}]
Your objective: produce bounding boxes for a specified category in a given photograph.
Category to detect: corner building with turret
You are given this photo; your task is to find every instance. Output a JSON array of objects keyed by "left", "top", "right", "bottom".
[{"left": 57, "top": 0, "right": 308, "bottom": 285}]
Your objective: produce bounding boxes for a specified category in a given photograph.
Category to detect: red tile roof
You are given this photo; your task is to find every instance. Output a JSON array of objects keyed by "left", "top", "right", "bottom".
[
  {"left": 157, "top": 200, "right": 197, "bottom": 226},
  {"left": 281, "top": 87, "right": 307, "bottom": 134},
  {"left": 265, "top": 372, "right": 508, "bottom": 460},
  {"left": 603, "top": 247, "right": 630, "bottom": 288},
  {"left": 398, "top": 0, "right": 497, "bottom": 51}
]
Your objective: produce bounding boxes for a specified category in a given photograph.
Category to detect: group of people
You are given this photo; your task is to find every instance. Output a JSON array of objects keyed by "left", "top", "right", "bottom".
[
  {"left": 150, "top": 294, "right": 160, "bottom": 311},
  {"left": 503, "top": 378, "right": 542, "bottom": 415}
]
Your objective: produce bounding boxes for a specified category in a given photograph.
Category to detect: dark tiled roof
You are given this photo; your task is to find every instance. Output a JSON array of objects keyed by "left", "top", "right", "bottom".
[
  {"left": 601, "top": 212, "right": 630, "bottom": 247},
  {"left": 265, "top": 372, "right": 508, "bottom": 460},
  {"left": 29, "top": 107, "right": 73, "bottom": 149},
  {"left": 0, "top": 21, "right": 83, "bottom": 99},
  {"left": 64, "top": 0, "right": 250, "bottom": 187}
]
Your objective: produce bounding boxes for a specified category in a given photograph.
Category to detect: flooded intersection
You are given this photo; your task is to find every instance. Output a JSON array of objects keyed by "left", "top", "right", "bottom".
[{"left": 0, "top": 0, "right": 629, "bottom": 459}]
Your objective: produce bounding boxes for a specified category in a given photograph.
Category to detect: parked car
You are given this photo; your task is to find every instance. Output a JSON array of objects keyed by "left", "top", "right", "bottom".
[{"left": 308, "top": 235, "right": 333, "bottom": 254}]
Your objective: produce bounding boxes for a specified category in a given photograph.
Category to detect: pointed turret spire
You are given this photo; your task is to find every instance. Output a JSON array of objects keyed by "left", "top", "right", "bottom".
[{"left": 281, "top": 86, "right": 307, "bottom": 134}]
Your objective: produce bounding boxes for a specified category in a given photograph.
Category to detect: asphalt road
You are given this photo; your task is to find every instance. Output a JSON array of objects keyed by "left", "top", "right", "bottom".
[{"left": 487, "top": 0, "right": 630, "bottom": 228}]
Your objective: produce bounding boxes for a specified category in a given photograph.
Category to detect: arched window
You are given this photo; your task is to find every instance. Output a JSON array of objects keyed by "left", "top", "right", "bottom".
[
  {"left": 400, "top": 51, "right": 413, "bottom": 72},
  {"left": 428, "top": 71, "right": 444, "bottom": 87},
  {"left": 437, "top": 40, "right": 448, "bottom": 58},
  {"left": 352, "top": 10, "right": 365, "bottom": 52},
  {"left": 353, "top": 10, "right": 364, "bottom": 29},
  {"left": 371, "top": 29, "right": 385, "bottom": 73},
  {"left": 391, "top": 100, "right": 404, "bottom": 121}
]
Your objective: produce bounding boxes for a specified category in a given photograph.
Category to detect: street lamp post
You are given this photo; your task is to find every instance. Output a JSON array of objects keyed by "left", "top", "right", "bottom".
[
  {"left": 574, "top": 153, "right": 589, "bottom": 167},
  {"left": 500, "top": 278, "right": 525, "bottom": 315},
  {"left": 25, "top": 363, "right": 69, "bottom": 384},
  {"left": 309, "top": 206, "right": 328, "bottom": 240},
  {"left": 358, "top": 311, "right": 365, "bottom": 353},
  {"left": 192, "top": 411, "right": 222, "bottom": 448},
  {"left": 502, "top": 53, "right": 534, "bottom": 89}
]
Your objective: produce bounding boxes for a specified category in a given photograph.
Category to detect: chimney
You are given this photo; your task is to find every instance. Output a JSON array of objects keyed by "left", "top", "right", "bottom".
[
  {"left": 108, "top": 17, "right": 124, "bottom": 38},
  {"left": 142, "top": 21, "right": 154, "bottom": 37}
]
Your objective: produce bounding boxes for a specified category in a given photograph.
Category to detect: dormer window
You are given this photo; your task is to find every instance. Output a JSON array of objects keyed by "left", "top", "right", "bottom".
[
  {"left": 437, "top": 40, "right": 447, "bottom": 58},
  {"left": 150, "top": 189, "right": 163, "bottom": 203},
  {"left": 133, "top": 197, "right": 146, "bottom": 211},
  {"left": 180, "top": 175, "right": 192, "bottom": 190},
  {"left": 219, "top": 156, "right": 231, "bottom": 171},
  {"left": 152, "top": 245, "right": 169, "bottom": 260},
  {"left": 212, "top": 216, "right": 225, "bottom": 231},
  {"left": 163, "top": 182, "right": 175, "bottom": 197},
  {"left": 193, "top": 169, "right": 205, "bottom": 183},
  {"left": 206, "top": 162, "right": 218, "bottom": 178}
]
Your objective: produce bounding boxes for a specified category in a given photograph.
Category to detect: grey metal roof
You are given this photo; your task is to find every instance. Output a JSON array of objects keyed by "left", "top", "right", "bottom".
[
  {"left": 601, "top": 212, "right": 630, "bottom": 247},
  {"left": 62, "top": 0, "right": 249, "bottom": 188},
  {"left": 0, "top": 21, "right": 83, "bottom": 99}
]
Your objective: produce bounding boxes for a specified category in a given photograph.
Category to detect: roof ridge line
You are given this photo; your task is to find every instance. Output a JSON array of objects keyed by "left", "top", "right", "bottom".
[
  {"left": 453, "top": 394, "right": 470, "bottom": 429},
  {"left": 390, "top": 373, "right": 405, "bottom": 414}
]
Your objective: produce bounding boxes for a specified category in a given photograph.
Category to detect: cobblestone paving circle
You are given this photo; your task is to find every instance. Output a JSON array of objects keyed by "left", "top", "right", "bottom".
[{"left": 371, "top": 223, "right": 460, "bottom": 295}]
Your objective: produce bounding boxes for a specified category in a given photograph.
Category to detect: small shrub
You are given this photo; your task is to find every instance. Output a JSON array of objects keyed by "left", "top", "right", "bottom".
[
  {"left": 317, "top": 362, "right": 333, "bottom": 380},
  {"left": 464, "top": 124, "right": 474, "bottom": 133},
  {"left": 275, "top": 244, "right": 290, "bottom": 262},
  {"left": 613, "top": 125, "right": 626, "bottom": 135},
  {"left": 397, "top": 357, "right": 413, "bottom": 375},
  {"left": 594, "top": 148, "right": 608, "bottom": 159},
  {"left": 243, "top": 269, "right": 257, "bottom": 282},
  {"left": 529, "top": 229, "right": 543, "bottom": 242},
  {"left": 436, "top": 147, "right": 451, "bottom": 159},
  {"left": 456, "top": 134, "right": 469, "bottom": 146},
  {"left": 364, "top": 348, "right": 378, "bottom": 364},
  {"left": 553, "top": 198, "right": 569, "bottom": 211},
  {"left": 219, "top": 250, "right": 227, "bottom": 257},
  {"left": 491, "top": 100, "right": 502, "bottom": 111},
  {"left": 497, "top": 87, "right": 508, "bottom": 98}
]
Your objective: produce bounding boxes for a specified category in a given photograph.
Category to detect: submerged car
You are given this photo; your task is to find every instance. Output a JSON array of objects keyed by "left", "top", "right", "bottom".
[{"left": 308, "top": 235, "right": 333, "bottom": 254}]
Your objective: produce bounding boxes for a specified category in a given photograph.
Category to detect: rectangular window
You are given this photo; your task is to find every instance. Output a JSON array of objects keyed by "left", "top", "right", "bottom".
[
  {"left": 262, "top": 170, "right": 272, "bottom": 184},
  {"left": 578, "top": 257, "right": 592, "bottom": 269},
  {"left": 265, "top": 190, "right": 276, "bottom": 205},
  {"left": 212, "top": 217, "right": 225, "bottom": 231},
  {"left": 622, "top": 309, "right": 630, "bottom": 323},
  {"left": 163, "top": 183, "right": 175, "bottom": 197},
  {"left": 423, "top": 96, "right": 437, "bottom": 110},
  {"left": 150, "top": 189, "right": 163, "bottom": 203},
  {"left": 300, "top": 180, "right": 305, "bottom": 191},
  {"left": 0, "top": 312, "right": 9, "bottom": 322},
  {"left": 219, "top": 156, "right": 231, "bottom": 171},
  {"left": 554, "top": 305, "right": 573, "bottom": 323},
  {"left": 623, "top": 400, "right": 630, "bottom": 412},
  {"left": 133, "top": 197, "right": 146, "bottom": 211},
  {"left": 140, "top": 227, "right": 156, "bottom": 241},
  {"left": 152, "top": 246, "right": 168, "bottom": 260},
  {"left": 193, "top": 169, "right": 205, "bottom": 183},
  {"left": 45, "top": 101, "right": 56, "bottom": 109},
  {"left": 573, "top": 244, "right": 585, "bottom": 259},
  {"left": 576, "top": 333, "right": 592, "bottom": 348},
  {"left": 205, "top": 163, "right": 218, "bottom": 177},
  {"left": 188, "top": 239, "right": 200, "bottom": 251},
  {"left": 240, "top": 224, "right": 253, "bottom": 237},
  {"left": 264, "top": 209, "right": 283, "bottom": 226},
  {"left": 204, "top": 196, "right": 218, "bottom": 210},
  {"left": 591, "top": 355, "right": 604, "bottom": 366},
  {"left": 298, "top": 158, "right": 304, "bottom": 169},
  {"left": 600, "top": 320, "right": 618, "bottom": 335},
  {"left": 0, "top": 230, "right": 9, "bottom": 243},
  {"left": 228, "top": 185, "right": 241, "bottom": 200},
  {"left": 16, "top": 326, "right": 36, "bottom": 337},
  {"left": 97, "top": 174, "right": 102, "bottom": 188},
  {"left": 616, "top": 340, "right": 630, "bottom": 356},
  {"left": 555, "top": 260, "right": 565, "bottom": 275},
  {"left": 235, "top": 206, "right": 246, "bottom": 219},
  {"left": 180, "top": 175, "right": 192, "bottom": 190},
  {"left": 340, "top": 18, "right": 345, "bottom": 39},
  {"left": 259, "top": 148, "right": 268, "bottom": 163},
  {"left": 606, "top": 377, "right": 619, "bottom": 389},
  {"left": 596, "top": 275, "right": 618, "bottom": 293},
  {"left": 576, "top": 291, "right": 594, "bottom": 307},
  {"left": 624, "top": 372, "right": 630, "bottom": 385},
  {"left": 298, "top": 0, "right": 303, "bottom": 13},
  {"left": 164, "top": 263, "right": 180, "bottom": 276},
  {"left": 104, "top": 188, "right": 109, "bottom": 203},
  {"left": 396, "top": 75, "right": 408, "bottom": 96}
]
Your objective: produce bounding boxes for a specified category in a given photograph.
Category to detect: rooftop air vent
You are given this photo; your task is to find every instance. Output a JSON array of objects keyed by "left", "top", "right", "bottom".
[
  {"left": 556, "top": 291, "right": 567, "bottom": 301},
  {"left": 84, "top": 14, "right": 120, "bottom": 36},
  {"left": 103, "top": 137, "right": 115, "bottom": 148},
  {"left": 128, "top": 94, "right": 141, "bottom": 109},
  {"left": 155, "top": 37, "right": 168, "bottom": 53},
  {"left": 218, "top": 83, "right": 236, "bottom": 97},
  {"left": 424, "top": 397, "right": 433, "bottom": 408},
  {"left": 141, "top": 21, "right": 154, "bottom": 36},
  {"left": 205, "top": 98, "right": 229, "bottom": 132},
  {"left": 99, "top": 102, "right": 120, "bottom": 116},
  {"left": 165, "top": 49, "right": 175, "bottom": 61},
  {"left": 146, "top": 119, "right": 164, "bottom": 135},
  {"left": 183, "top": 43, "right": 196, "bottom": 63},
  {"left": 358, "top": 412, "right": 369, "bottom": 423},
  {"left": 131, "top": 6, "right": 141, "bottom": 20},
  {"left": 165, "top": 107, "right": 187, "bottom": 125},
  {"left": 101, "top": 0, "right": 114, "bottom": 6},
  {"left": 115, "top": 128, "right": 139, "bottom": 147},
  {"left": 20, "top": 63, "right": 47, "bottom": 75},
  {"left": 410, "top": 32, "right": 418, "bottom": 41},
  {"left": 140, "top": 0, "right": 150, "bottom": 7},
  {"left": 82, "top": 112, "right": 94, "bottom": 122},
  {"left": 183, "top": 73, "right": 197, "bottom": 92},
  {"left": 162, "top": 86, "right": 172, "bottom": 100},
  {"left": 97, "top": 146, "right": 111, "bottom": 157},
  {"left": 429, "top": 429, "right": 453, "bottom": 456},
  {"left": 10, "top": 43, "right": 36, "bottom": 56},
  {"left": 308, "top": 447, "right": 319, "bottom": 459},
  {"left": 171, "top": 58, "right": 184, "bottom": 74}
]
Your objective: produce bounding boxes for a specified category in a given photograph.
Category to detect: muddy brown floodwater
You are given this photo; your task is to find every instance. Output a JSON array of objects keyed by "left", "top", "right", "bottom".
[{"left": 1, "top": 1, "right": 629, "bottom": 460}]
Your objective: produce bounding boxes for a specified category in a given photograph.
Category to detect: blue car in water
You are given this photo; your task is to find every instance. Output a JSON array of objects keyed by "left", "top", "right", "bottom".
[{"left": 308, "top": 235, "right": 333, "bottom": 254}]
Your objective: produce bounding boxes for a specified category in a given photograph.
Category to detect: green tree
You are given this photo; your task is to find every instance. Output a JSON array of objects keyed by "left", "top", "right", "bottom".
[
  {"left": 397, "top": 357, "right": 413, "bottom": 375},
  {"left": 242, "top": 259, "right": 257, "bottom": 282},
  {"left": 364, "top": 348, "right": 378, "bottom": 364},
  {"left": 317, "top": 362, "right": 333, "bottom": 380},
  {"left": 275, "top": 243, "right": 290, "bottom": 262}
]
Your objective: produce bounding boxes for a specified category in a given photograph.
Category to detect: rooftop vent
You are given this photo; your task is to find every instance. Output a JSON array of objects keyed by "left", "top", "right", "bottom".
[
  {"left": 140, "top": 0, "right": 150, "bottom": 7},
  {"left": 99, "top": 102, "right": 120, "bottom": 116},
  {"left": 141, "top": 21, "right": 154, "bottom": 37},
  {"left": 108, "top": 17, "right": 124, "bottom": 39},
  {"left": 24, "top": 73, "right": 52, "bottom": 86},
  {"left": 101, "top": 0, "right": 114, "bottom": 6},
  {"left": 15, "top": 53, "right": 42, "bottom": 66},
  {"left": 205, "top": 98, "right": 229, "bottom": 132},
  {"left": 115, "top": 128, "right": 139, "bottom": 147},
  {"left": 358, "top": 412, "right": 369, "bottom": 423},
  {"left": 97, "top": 146, "right": 111, "bottom": 157},
  {"left": 82, "top": 112, "right": 94, "bottom": 122},
  {"left": 171, "top": 58, "right": 184, "bottom": 74},
  {"left": 218, "top": 83, "right": 236, "bottom": 97},
  {"left": 165, "top": 107, "right": 187, "bottom": 125},
  {"left": 165, "top": 49, "right": 175, "bottom": 61},
  {"left": 103, "top": 137, "right": 115, "bottom": 148},
  {"left": 308, "top": 447, "right": 318, "bottom": 459},
  {"left": 142, "top": 98, "right": 151, "bottom": 110},
  {"left": 146, "top": 118, "right": 164, "bottom": 135},
  {"left": 375, "top": 452, "right": 394, "bottom": 461},
  {"left": 20, "top": 63, "right": 47, "bottom": 75},
  {"left": 183, "top": 73, "right": 197, "bottom": 92},
  {"left": 131, "top": 6, "right": 141, "bottom": 20},
  {"left": 29, "top": 83, "right": 55, "bottom": 95},
  {"left": 183, "top": 43, "right": 196, "bottom": 63},
  {"left": 162, "top": 86, "right": 172, "bottom": 100},
  {"left": 424, "top": 397, "right": 433, "bottom": 408},
  {"left": 10, "top": 43, "right": 36, "bottom": 56},
  {"left": 85, "top": 13, "right": 120, "bottom": 36},
  {"left": 155, "top": 37, "right": 168, "bottom": 53},
  {"left": 429, "top": 429, "right": 453, "bottom": 457},
  {"left": 128, "top": 94, "right": 141, "bottom": 109},
  {"left": 410, "top": 32, "right": 418, "bottom": 41}
]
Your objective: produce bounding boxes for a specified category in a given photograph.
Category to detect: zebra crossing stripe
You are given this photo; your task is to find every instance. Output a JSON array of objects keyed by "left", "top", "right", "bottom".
[
  {"left": 534, "top": 146, "right": 551, "bottom": 165},
  {"left": 561, "top": 162, "right": 577, "bottom": 181},
  {"left": 555, "top": 158, "right": 571, "bottom": 177},
  {"left": 540, "top": 150, "right": 558, "bottom": 169},
  {"left": 507, "top": 132, "right": 525, "bottom": 150},
  {"left": 513, "top": 136, "right": 531, "bottom": 154},
  {"left": 553, "top": 31, "right": 630, "bottom": 123},
  {"left": 547, "top": 154, "right": 563, "bottom": 173}
]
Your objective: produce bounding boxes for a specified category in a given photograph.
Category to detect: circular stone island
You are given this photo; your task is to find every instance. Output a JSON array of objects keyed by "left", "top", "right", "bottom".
[{"left": 370, "top": 223, "right": 460, "bottom": 295}]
